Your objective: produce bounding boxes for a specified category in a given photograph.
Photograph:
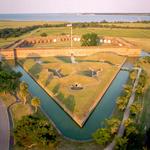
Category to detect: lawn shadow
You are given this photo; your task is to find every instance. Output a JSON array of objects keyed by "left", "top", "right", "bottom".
[
  {"left": 28, "top": 63, "right": 42, "bottom": 79},
  {"left": 79, "top": 70, "right": 92, "bottom": 77},
  {"left": 56, "top": 56, "right": 71, "bottom": 63}
]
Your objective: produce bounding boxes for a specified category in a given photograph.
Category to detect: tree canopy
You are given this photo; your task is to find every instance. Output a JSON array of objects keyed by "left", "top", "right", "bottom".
[
  {"left": 14, "top": 115, "right": 56, "bottom": 147},
  {"left": 81, "top": 33, "right": 99, "bottom": 46},
  {"left": 0, "top": 68, "right": 22, "bottom": 93}
]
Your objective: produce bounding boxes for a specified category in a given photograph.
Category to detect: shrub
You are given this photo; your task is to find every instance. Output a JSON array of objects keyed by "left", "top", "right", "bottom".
[
  {"left": 81, "top": 33, "right": 99, "bottom": 46},
  {"left": 40, "top": 32, "right": 47, "bottom": 37}
]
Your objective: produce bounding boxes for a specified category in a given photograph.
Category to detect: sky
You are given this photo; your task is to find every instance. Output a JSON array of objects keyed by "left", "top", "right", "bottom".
[{"left": 0, "top": 0, "right": 150, "bottom": 14}]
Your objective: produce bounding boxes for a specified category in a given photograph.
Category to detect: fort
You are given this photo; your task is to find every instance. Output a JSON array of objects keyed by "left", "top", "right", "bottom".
[{"left": 0, "top": 35, "right": 141, "bottom": 60}]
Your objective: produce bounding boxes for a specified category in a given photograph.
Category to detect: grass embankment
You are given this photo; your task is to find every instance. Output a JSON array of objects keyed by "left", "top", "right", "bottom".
[
  {"left": 18, "top": 52, "right": 125, "bottom": 125},
  {"left": 139, "top": 61, "right": 150, "bottom": 129}
]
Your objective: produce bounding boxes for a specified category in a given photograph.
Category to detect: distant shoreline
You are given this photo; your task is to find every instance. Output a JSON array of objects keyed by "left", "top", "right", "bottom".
[
  {"left": 0, "top": 13, "right": 149, "bottom": 22},
  {"left": 80, "top": 13, "right": 150, "bottom": 16},
  {"left": 0, "top": 13, "right": 150, "bottom": 15}
]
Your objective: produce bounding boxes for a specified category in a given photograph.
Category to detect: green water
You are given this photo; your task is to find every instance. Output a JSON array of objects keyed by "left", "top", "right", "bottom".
[{"left": 14, "top": 65, "right": 129, "bottom": 141}]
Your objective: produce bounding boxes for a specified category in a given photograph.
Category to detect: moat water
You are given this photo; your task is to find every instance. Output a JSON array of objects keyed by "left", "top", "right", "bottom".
[{"left": 13, "top": 65, "right": 129, "bottom": 141}]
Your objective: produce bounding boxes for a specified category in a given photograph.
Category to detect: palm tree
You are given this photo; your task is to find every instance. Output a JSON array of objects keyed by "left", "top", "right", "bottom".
[
  {"left": 125, "top": 126, "right": 138, "bottom": 136},
  {"left": 136, "top": 85, "right": 143, "bottom": 99},
  {"left": 19, "top": 82, "right": 29, "bottom": 104},
  {"left": 115, "top": 136, "right": 128, "bottom": 150},
  {"left": 130, "top": 103, "right": 142, "bottom": 115},
  {"left": 116, "top": 96, "right": 128, "bottom": 111},
  {"left": 106, "top": 118, "right": 121, "bottom": 135},
  {"left": 124, "top": 118, "right": 134, "bottom": 128},
  {"left": 31, "top": 97, "right": 41, "bottom": 113},
  {"left": 93, "top": 128, "right": 111, "bottom": 146},
  {"left": 124, "top": 84, "right": 132, "bottom": 98},
  {"left": 129, "top": 71, "right": 137, "bottom": 82}
]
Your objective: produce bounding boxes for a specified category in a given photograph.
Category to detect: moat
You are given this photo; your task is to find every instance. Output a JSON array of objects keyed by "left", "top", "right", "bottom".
[{"left": 13, "top": 64, "right": 129, "bottom": 141}]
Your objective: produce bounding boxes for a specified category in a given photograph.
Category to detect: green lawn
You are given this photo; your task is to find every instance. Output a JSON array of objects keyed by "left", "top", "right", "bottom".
[
  {"left": 0, "top": 22, "right": 150, "bottom": 48},
  {"left": 98, "top": 22, "right": 150, "bottom": 28},
  {"left": 30, "top": 27, "right": 150, "bottom": 38}
]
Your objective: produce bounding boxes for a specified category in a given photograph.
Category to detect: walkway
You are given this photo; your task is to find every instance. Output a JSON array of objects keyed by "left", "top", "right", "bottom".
[
  {"left": 104, "top": 68, "right": 142, "bottom": 150},
  {"left": 0, "top": 100, "right": 10, "bottom": 150}
]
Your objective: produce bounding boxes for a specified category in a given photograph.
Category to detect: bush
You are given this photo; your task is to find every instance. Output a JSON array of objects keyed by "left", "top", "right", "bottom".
[
  {"left": 81, "top": 33, "right": 99, "bottom": 46},
  {"left": 40, "top": 32, "right": 47, "bottom": 37}
]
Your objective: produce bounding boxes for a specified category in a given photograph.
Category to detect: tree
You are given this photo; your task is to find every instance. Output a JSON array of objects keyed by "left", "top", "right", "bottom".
[
  {"left": 124, "top": 84, "right": 132, "bottom": 98},
  {"left": 124, "top": 118, "right": 134, "bottom": 128},
  {"left": 81, "top": 33, "right": 99, "bottom": 46},
  {"left": 14, "top": 115, "right": 56, "bottom": 147},
  {"left": 116, "top": 96, "right": 128, "bottom": 111},
  {"left": 125, "top": 126, "right": 138, "bottom": 136},
  {"left": 31, "top": 97, "right": 41, "bottom": 112},
  {"left": 126, "top": 131, "right": 144, "bottom": 150},
  {"left": 93, "top": 128, "right": 112, "bottom": 146},
  {"left": 19, "top": 82, "right": 29, "bottom": 104},
  {"left": 130, "top": 103, "right": 142, "bottom": 115},
  {"left": 135, "top": 85, "right": 143, "bottom": 99},
  {"left": 129, "top": 71, "right": 137, "bottom": 82},
  {"left": 115, "top": 136, "right": 128, "bottom": 150},
  {"left": 106, "top": 118, "right": 121, "bottom": 135},
  {"left": 0, "top": 69, "right": 22, "bottom": 94}
]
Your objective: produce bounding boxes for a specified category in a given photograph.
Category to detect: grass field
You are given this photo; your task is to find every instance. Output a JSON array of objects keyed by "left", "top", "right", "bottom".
[
  {"left": 98, "top": 22, "right": 150, "bottom": 28},
  {"left": 0, "top": 20, "right": 66, "bottom": 29},
  {"left": 18, "top": 52, "right": 125, "bottom": 125},
  {"left": 30, "top": 27, "right": 150, "bottom": 38},
  {"left": 0, "top": 21, "right": 150, "bottom": 29},
  {"left": 124, "top": 37, "right": 150, "bottom": 52},
  {"left": 1, "top": 21, "right": 150, "bottom": 53}
]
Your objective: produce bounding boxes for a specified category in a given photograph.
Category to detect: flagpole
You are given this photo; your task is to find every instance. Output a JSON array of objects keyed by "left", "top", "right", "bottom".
[
  {"left": 71, "top": 24, "right": 72, "bottom": 48},
  {"left": 67, "top": 23, "right": 73, "bottom": 50}
]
